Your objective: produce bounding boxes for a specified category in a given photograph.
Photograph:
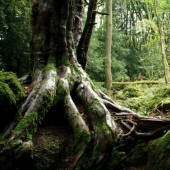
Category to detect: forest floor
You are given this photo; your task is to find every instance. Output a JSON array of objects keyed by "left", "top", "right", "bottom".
[
  {"left": 103, "top": 80, "right": 170, "bottom": 117},
  {"left": 33, "top": 112, "right": 75, "bottom": 170}
]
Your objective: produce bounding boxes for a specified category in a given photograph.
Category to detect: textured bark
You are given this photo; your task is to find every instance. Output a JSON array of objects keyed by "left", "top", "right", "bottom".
[
  {"left": 1, "top": 0, "right": 170, "bottom": 170},
  {"left": 154, "top": 0, "right": 170, "bottom": 84},
  {"left": 104, "top": 0, "right": 112, "bottom": 91}
]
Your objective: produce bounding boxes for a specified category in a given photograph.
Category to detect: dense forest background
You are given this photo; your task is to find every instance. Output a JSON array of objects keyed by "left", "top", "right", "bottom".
[{"left": 87, "top": 0, "right": 170, "bottom": 82}]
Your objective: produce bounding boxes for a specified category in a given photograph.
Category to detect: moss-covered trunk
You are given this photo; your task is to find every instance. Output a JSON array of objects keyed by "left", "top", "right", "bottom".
[{"left": 1, "top": 0, "right": 170, "bottom": 170}]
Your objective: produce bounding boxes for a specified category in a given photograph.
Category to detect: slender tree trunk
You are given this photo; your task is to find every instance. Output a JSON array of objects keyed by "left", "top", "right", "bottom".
[
  {"left": 154, "top": 0, "right": 170, "bottom": 85},
  {"left": 104, "top": 0, "right": 113, "bottom": 91}
]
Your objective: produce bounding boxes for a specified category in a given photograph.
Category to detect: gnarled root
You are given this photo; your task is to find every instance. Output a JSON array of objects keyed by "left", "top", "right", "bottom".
[
  {"left": 1, "top": 66, "right": 57, "bottom": 157},
  {"left": 56, "top": 65, "right": 117, "bottom": 169},
  {"left": 75, "top": 81, "right": 116, "bottom": 168}
]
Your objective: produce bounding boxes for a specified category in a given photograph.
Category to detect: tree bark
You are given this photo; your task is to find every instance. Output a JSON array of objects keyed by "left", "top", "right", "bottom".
[
  {"left": 154, "top": 0, "right": 170, "bottom": 85},
  {"left": 104, "top": 0, "right": 113, "bottom": 91}
]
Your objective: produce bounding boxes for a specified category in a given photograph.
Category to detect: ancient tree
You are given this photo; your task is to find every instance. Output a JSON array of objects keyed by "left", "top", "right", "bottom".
[{"left": 1, "top": 0, "right": 170, "bottom": 170}]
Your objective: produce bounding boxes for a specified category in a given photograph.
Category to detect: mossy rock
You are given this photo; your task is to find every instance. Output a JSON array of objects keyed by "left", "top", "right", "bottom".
[
  {"left": 0, "top": 72, "right": 25, "bottom": 102},
  {"left": 0, "top": 81, "right": 16, "bottom": 110},
  {"left": 0, "top": 72, "right": 25, "bottom": 130},
  {"left": 146, "top": 130, "right": 170, "bottom": 170}
]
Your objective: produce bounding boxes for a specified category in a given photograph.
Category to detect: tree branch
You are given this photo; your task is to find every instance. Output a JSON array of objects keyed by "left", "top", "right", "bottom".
[
  {"left": 77, "top": 0, "right": 98, "bottom": 69},
  {"left": 93, "top": 10, "right": 109, "bottom": 15}
]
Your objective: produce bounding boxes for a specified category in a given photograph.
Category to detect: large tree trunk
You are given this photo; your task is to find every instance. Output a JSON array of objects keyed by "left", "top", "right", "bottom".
[{"left": 1, "top": 0, "right": 170, "bottom": 170}]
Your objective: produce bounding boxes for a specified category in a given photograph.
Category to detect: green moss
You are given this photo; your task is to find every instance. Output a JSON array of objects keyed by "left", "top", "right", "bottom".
[
  {"left": 0, "top": 81, "right": 16, "bottom": 109},
  {"left": 0, "top": 72, "right": 25, "bottom": 103},
  {"left": 61, "top": 55, "right": 70, "bottom": 66},
  {"left": 58, "top": 84, "right": 69, "bottom": 99},
  {"left": 85, "top": 99, "right": 113, "bottom": 169},
  {"left": 107, "top": 149, "right": 123, "bottom": 169},
  {"left": 33, "top": 139, "right": 65, "bottom": 170},
  {"left": 14, "top": 81, "right": 56, "bottom": 137},
  {"left": 148, "top": 86, "right": 170, "bottom": 112},
  {"left": 14, "top": 112, "right": 38, "bottom": 139},
  {"left": 74, "top": 124, "right": 91, "bottom": 151},
  {"left": 146, "top": 130, "right": 170, "bottom": 170},
  {"left": 37, "top": 89, "right": 56, "bottom": 122},
  {"left": 112, "top": 82, "right": 170, "bottom": 114},
  {"left": 43, "top": 63, "right": 56, "bottom": 73},
  {"left": 88, "top": 99, "right": 110, "bottom": 133},
  {"left": 125, "top": 141, "right": 147, "bottom": 166}
]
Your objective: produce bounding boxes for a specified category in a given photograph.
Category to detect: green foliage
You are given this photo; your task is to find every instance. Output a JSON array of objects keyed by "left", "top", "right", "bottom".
[
  {"left": 86, "top": 28, "right": 105, "bottom": 81},
  {"left": 86, "top": 21, "right": 129, "bottom": 81},
  {"left": 113, "top": 82, "right": 166, "bottom": 114},
  {"left": 0, "top": 0, "right": 32, "bottom": 76}
]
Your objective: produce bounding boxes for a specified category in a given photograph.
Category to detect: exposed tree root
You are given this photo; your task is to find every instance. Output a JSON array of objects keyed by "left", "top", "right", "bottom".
[{"left": 1, "top": 67, "right": 57, "bottom": 156}]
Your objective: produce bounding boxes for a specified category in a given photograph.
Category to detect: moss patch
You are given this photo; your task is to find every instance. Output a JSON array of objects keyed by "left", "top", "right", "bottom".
[
  {"left": 14, "top": 112, "right": 38, "bottom": 139},
  {"left": 0, "top": 72, "right": 25, "bottom": 130},
  {"left": 146, "top": 130, "right": 170, "bottom": 170},
  {"left": 106, "top": 149, "right": 124, "bottom": 169},
  {"left": 125, "top": 141, "right": 148, "bottom": 167},
  {"left": 43, "top": 63, "right": 56, "bottom": 73},
  {"left": 33, "top": 138, "right": 65, "bottom": 170},
  {"left": 0, "top": 81, "right": 16, "bottom": 110},
  {"left": 0, "top": 72, "right": 25, "bottom": 102}
]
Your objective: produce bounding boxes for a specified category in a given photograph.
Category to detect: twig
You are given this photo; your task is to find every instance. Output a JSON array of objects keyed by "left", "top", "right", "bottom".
[
  {"left": 135, "top": 125, "right": 170, "bottom": 137},
  {"left": 93, "top": 10, "right": 109, "bottom": 15},
  {"left": 120, "top": 120, "right": 136, "bottom": 137}
]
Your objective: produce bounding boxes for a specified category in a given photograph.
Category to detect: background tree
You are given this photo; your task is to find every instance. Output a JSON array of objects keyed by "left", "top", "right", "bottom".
[
  {"left": 154, "top": 0, "right": 170, "bottom": 84},
  {"left": 104, "top": 0, "right": 113, "bottom": 90}
]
